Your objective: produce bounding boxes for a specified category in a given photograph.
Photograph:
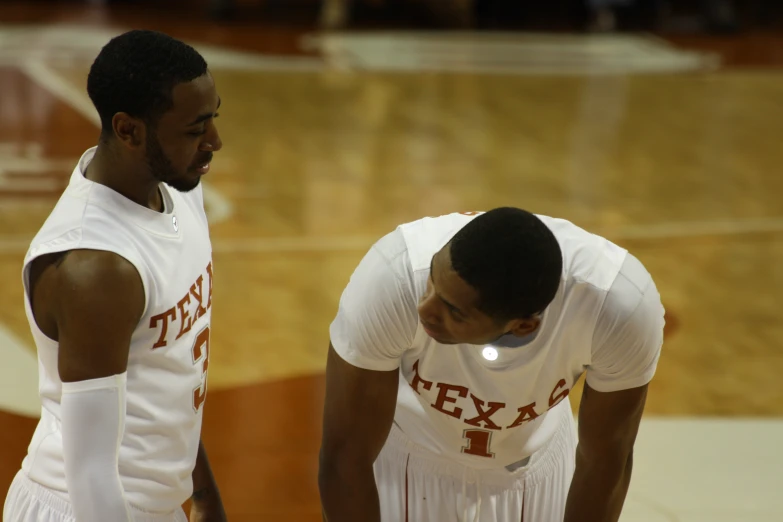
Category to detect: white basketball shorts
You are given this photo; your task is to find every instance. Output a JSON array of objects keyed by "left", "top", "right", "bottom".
[
  {"left": 373, "top": 406, "right": 578, "bottom": 522},
  {"left": 3, "top": 471, "right": 188, "bottom": 522}
]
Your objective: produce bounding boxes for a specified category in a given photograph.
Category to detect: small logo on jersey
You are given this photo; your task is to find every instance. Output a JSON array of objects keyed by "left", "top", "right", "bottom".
[{"left": 172, "top": 215, "right": 179, "bottom": 232}]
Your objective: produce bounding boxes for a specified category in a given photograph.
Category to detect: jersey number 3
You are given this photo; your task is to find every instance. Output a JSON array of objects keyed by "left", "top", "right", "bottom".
[
  {"left": 461, "top": 429, "right": 495, "bottom": 458},
  {"left": 192, "top": 326, "right": 211, "bottom": 412}
]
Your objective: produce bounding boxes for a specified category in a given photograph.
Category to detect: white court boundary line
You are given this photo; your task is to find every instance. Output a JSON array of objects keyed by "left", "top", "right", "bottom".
[
  {"left": 0, "top": 24, "right": 325, "bottom": 72},
  {"left": 122, "top": 216, "right": 783, "bottom": 252},
  {"left": 20, "top": 61, "right": 234, "bottom": 225},
  {"left": 0, "top": 324, "right": 40, "bottom": 417},
  {"left": 305, "top": 30, "right": 721, "bottom": 75},
  {"left": 132, "top": 216, "right": 783, "bottom": 252},
  {"left": 1, "top": 216, "right": 783, "bottom": 254}
]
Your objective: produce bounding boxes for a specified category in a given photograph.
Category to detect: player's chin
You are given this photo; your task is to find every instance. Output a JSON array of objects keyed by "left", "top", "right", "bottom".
[
  {"left": 168, "top": 175, "right": 202, "bottom": 193},
  {"left": 429, "top": 332, "right": 458, "bottom": 345}
]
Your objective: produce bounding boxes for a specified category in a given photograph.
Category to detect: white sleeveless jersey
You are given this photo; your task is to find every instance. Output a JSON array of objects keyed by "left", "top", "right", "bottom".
[
  {"left": 20, "top": 147, "right": 214, "bottom": 513},
  {"left": 330, "top": 212, "right": 665, "bottom": 470}
]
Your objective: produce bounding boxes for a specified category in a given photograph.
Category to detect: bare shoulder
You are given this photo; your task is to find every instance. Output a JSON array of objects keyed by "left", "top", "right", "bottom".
[
  {"left": 56, "top": 249, "right": 144, "bottom": 322},
  {"left": 58, "top": 249, "right": 141, "bottom": 290},
  {"left": 53, "top": 250, "right": 146, "bottom": 382}
]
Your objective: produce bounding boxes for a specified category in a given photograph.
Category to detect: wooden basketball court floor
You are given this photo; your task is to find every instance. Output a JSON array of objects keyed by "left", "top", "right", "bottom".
[{"left": 1, "top": 3, "right": 782, "bottom": 521}]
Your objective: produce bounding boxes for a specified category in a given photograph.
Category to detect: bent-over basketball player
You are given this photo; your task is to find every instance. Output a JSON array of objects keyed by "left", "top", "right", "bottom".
[
  {"left": 319, "top": 208, "right": 664, "bottom": 522},
  {"left": 3, "top": 30, "right": 226, "bottom": 522}
]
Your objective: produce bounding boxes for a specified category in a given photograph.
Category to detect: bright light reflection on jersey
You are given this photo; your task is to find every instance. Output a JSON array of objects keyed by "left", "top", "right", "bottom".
[{"left": 482, "top": 346, "right": 499, "bottom": 361}]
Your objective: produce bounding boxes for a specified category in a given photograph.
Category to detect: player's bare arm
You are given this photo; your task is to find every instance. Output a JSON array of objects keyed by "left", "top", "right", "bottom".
[
  {"left": 318, "top": 343, "right": 399, "bottom": 522},
  {"left": 563, "top": 382, "right": 648, "bottom": 522},
  {"left": 32, "top": 249, "right": 144, "bottom": 382},
  {"left": 30, "top": 249, "right": 144, "bottom": 521},
  {"left": 190, "top": 439, "right": 227, "bottom": 522}
]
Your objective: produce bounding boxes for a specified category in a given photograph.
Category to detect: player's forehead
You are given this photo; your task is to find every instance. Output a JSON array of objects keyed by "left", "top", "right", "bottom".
[
  {"left": 165, "top": 73, "right": 219, "bottom": 123},
  {"left": 431, "top": 247, "right": 480, "bottom": 312}
]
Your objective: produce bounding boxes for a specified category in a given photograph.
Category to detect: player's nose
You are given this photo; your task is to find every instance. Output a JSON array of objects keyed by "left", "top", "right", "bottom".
[
  {"left": 200, "top": 125, "right": 223, "bottom": 153},
  {"left": 417, "top": 295, "right": 441, "bottom": 326},
  {"left": 211, "top": 129, "right": 223, "bottom": 152}
]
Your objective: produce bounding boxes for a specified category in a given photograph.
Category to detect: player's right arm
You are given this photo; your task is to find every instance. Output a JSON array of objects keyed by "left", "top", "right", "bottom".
[
  {"left": 32, "top": 249, "right": 145, "bottom": 522},
  {"left": 319, "top": 343, "right": 399, "bottom": 522},
  {"left": 318, "top": 230, "right": 418, "bottom": 522}
]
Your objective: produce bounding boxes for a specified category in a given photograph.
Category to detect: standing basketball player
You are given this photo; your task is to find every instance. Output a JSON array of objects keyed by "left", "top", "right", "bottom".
[
  {"left": 319, "top": 208, "right": 664, "bottom": 522},
  {"left": 3, "top": 31, "right": 226, "bottom": 522}
]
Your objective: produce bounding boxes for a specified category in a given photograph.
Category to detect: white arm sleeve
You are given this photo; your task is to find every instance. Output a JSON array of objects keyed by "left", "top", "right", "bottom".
[
  {"left": 586, "top": 253, "right": 666, "bottom": 393},
  {"left": 329, "top": 229, "right": 418, "bottom": 371},
  {"left": 61, "top": 373, "right": 133, "bottom": 522}
]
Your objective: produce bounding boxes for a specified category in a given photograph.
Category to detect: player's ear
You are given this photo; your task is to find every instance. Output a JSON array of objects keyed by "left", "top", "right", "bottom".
[
  {"left": 507, "top": 315, "right": 541, "bottom": 337},
  {"left": 112, "top": 112, "right": 146, "bottom": 148}
]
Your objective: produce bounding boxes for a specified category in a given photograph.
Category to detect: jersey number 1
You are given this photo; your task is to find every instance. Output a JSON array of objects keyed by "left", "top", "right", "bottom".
[
  {"left": 192, "top": 325, "right": 211, "bottom": 412},
  {"left": 461, "top": 429, "right": 495, "bottom": 458}
]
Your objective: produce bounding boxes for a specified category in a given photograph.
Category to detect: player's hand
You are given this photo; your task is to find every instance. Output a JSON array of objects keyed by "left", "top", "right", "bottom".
[{"left": 190, "top": 499, "right": 227, "bottom": 522}]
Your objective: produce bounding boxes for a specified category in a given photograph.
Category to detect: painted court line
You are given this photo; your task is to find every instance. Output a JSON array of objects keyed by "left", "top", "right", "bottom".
[
  {"left": 0, "top": 324, "right": 41, "bottom": 417},
  {"left": 205, "top": 216, "right": 783, "bottom": 254},
  {"left": 0, "top": 216, "right": 782, "bottom": 255}
]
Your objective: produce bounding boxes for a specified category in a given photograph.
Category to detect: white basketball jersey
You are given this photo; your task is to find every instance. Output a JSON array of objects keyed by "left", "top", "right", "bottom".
[
  {"left": 20, "top": 147, "right": 214, "bottom": 513},
  {"left": 331, "top": 212, "right": 664, "bottom": 470}
]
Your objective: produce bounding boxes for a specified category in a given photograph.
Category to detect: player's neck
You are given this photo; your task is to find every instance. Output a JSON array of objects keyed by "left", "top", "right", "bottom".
[{"left": 87, "top": 144, "right": 163, "bottom": 212}]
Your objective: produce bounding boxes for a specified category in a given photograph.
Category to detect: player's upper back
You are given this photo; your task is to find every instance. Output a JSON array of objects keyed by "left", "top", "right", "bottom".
[{"left": 400, "top": 211, "right": 627, "bottom": 293}]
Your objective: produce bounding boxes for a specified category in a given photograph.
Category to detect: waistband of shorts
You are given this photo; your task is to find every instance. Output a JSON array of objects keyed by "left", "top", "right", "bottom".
[
  {"left": 385, "top": 405, "right": 574, "bottom": 489},
  {"left": 14, "top": 471, "right": 183, "bottom": 522}
]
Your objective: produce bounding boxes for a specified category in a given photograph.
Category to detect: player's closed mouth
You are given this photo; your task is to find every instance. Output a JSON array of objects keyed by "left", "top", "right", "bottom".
[{"left": 421, "top": 321, "right": 445, "bottom": 338}]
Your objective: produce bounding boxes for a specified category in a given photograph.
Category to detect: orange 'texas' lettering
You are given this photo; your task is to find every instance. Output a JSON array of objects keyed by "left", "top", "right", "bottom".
[
  {"left": 506, "top": 402, "right": 540, "bottom": 429},
  {"left": 149, "top": 261, "right": 214, "bottom": 349},
  {"left": 548, "top": 378, "right": 570, "bottom": 408},
  {"left": 150, "top": 307, "right": 177, "bottom": 349},
  {"left": 431, "top": 383, "right": 469, "bottom": 419},
  {"left": 176, "top": 293, "right": 193, "bottom": 340},
  {"left": 410, "top": 360, "right": 433, "bottom": 394},
  {"left": 190, "top": 275, "right": 207, "bottom": 321},
  {"left": 464, "top": 394, "right": 505, "bottom": 430},
  {"left": 206, "top": 262, "right": 213, "bottom": 309},
  {"left": 407, "top": 359, "right": 572, "bottom": 432}
]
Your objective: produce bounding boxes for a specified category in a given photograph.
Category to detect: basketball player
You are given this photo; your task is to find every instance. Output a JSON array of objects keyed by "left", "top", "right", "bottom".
[
  {"left": 3, "top": 31, "right": 226, "bottom": 522},
  {"left": 319, "top": 208, "right": 665, "bottom": 521}
]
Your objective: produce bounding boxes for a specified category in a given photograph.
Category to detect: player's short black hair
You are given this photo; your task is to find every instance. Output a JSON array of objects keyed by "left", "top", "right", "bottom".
[
  {"left": 87, "top": 30, "right": 208, "bottom": 136},
  {"left": 449, "top": 207, "right": 563, "bottom": 321}
]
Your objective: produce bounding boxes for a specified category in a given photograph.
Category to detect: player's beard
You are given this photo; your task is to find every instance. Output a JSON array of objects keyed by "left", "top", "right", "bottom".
[{"left": 145, "top": 131, "right": 200, "bottom": 193}]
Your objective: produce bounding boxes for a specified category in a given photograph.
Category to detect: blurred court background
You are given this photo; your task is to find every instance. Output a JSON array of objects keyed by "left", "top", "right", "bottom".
[{"left": 1, "top": 0, "right": 782, "bottom": 520}]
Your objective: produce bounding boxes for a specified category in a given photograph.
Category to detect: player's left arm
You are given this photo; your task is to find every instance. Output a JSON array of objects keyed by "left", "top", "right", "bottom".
[
  {"left": 190, "top": 438, "right": 227, "bottom": 522},
  {"left": 563, "top": 382, "right": 647, "bottom": 522},
  {"left": 564, "top": 253, "right": 665, "bottom": 522}
]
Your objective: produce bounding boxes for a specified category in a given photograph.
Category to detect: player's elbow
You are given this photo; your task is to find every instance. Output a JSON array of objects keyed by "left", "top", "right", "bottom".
[
  {"left": 318, "top": 441, "right": 373, "bottom": 492},
  {"left": 576, "top": 437, "right": 635, "bottom": 473}
]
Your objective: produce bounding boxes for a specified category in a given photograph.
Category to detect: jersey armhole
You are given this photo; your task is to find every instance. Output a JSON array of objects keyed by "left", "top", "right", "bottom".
[{"left": 23, "top": 243, "right": 152, "bottom": 328}]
